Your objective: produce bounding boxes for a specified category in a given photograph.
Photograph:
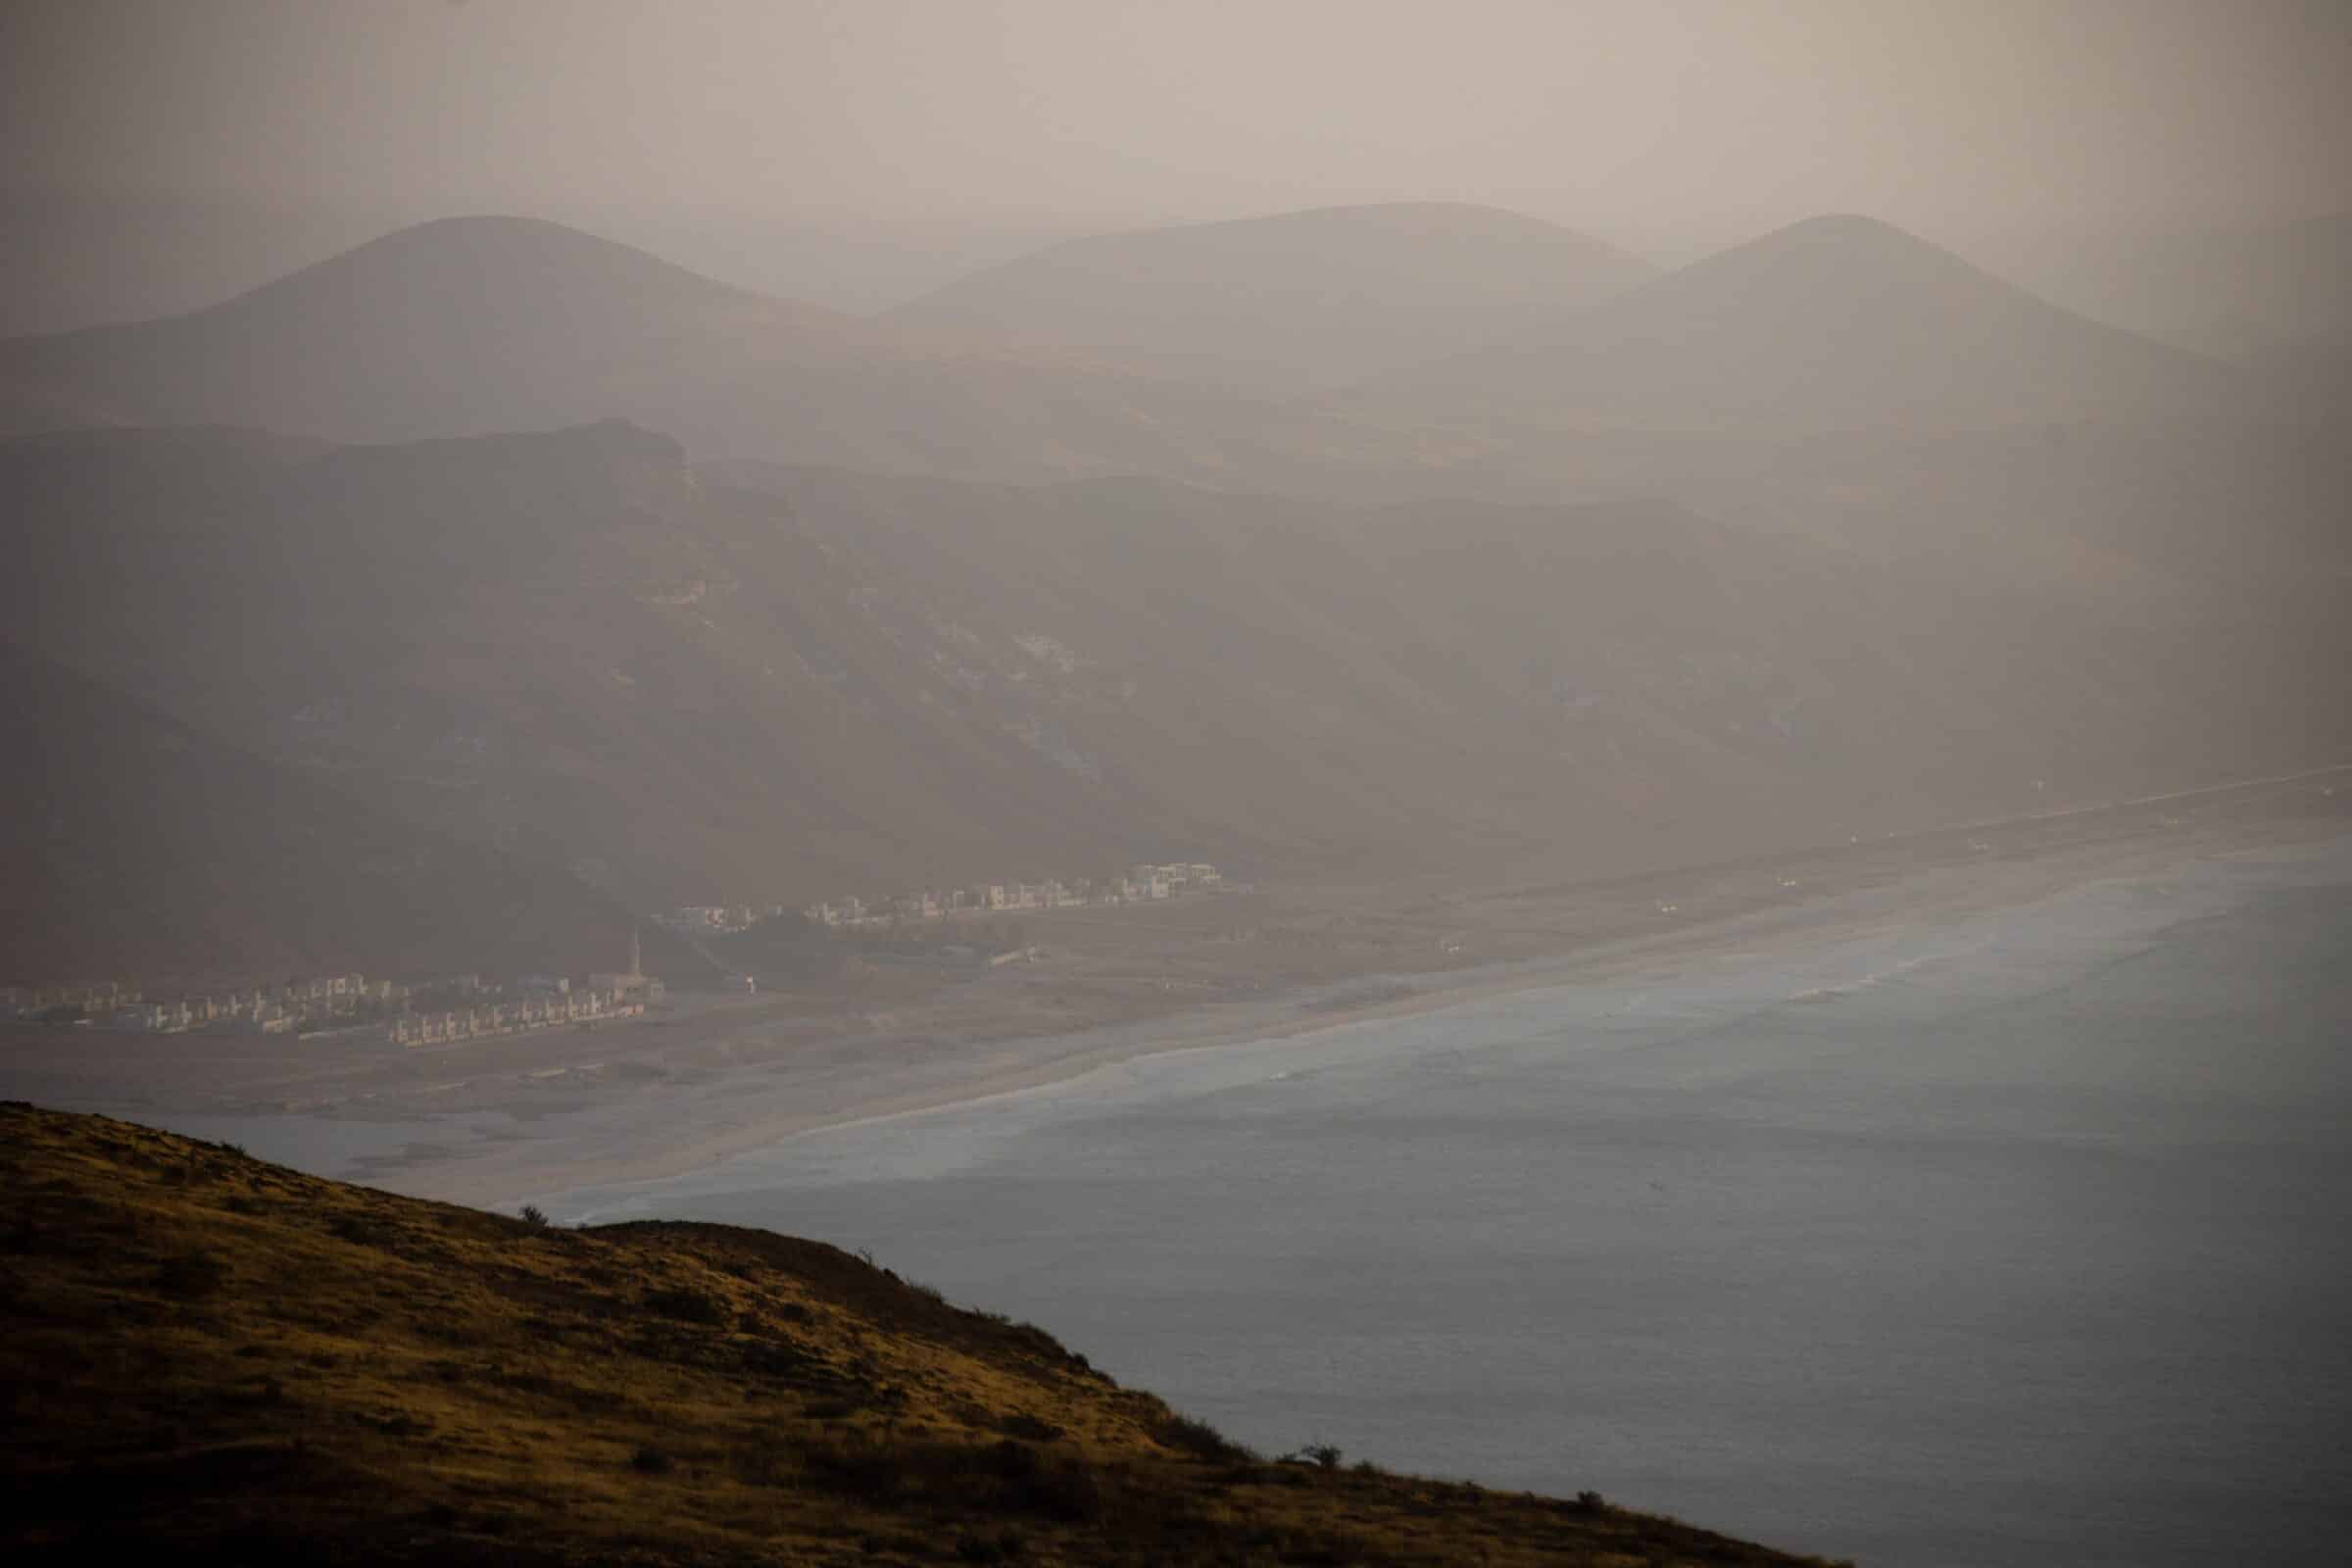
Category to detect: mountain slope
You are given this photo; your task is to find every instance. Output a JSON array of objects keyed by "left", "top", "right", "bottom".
[
  {"left": 0, "top": 1103, "right": 1827, "bottom": 1566},
  {"left": 2012, "top": 211, "right": 2352, "bottom": 360},
  {"left": 0, "top": 215, "right": 1406, "bottom": 488},
  {"left": 0, "top": 641, "right": 630, "bottom": 988},
  {"left": 889, "top": 201, "right": 1656, "bottom": 392},
  {"left": 0, "top": 215, "right": 856, "bottom": 439},
  {"left": 1358, "top": 214, "right": 2242, "bottom": 430},
  {"left": 13, "top": 416, "right": 2338, "bottom": 932},
  {"left": 4, "top": 420, "right": 1273, "bottom": 909},
  {"left": 0, "top": 420, "right": 1768, "bottom": 907}
]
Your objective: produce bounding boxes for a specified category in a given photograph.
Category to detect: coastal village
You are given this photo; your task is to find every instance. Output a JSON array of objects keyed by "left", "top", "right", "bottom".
[
  {"left": 5, "top": 865, "right": 1227, "bottom": 1049},
  {"left": 659, "top": 860, "right": 1226, "bottom": 936},
  {"left": 5, "top": 975, "right": 397, "bottom": 1036},
  {"left": 3, "top": 933, "right": 662, "bottom": 1049}
]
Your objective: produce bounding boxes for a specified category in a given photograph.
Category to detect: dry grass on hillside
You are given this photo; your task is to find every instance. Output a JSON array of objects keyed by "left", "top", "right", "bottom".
[{"left": 0, "top": 1103, "right": 1835, "bottom": 1566}]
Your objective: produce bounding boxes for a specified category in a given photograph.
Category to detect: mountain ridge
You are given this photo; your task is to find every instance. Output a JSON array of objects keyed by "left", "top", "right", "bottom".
[
  {"left": 12, "top": 414, "right": 2341, "bottom": 949},
  {"left": 1356, "top": 213, "right": 2242, "bottom": 430},
  {"left": 890, "top": 201, "right": 1656, "bottom": 392},
  {"left": 0, "top": 214, "right": 1408, "bottom": 488}
]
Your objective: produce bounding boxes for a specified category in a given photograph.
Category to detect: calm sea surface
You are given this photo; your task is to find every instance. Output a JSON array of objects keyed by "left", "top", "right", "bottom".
[{"left": 445, "top": 845, "right": 2352, "bottom": 1561}]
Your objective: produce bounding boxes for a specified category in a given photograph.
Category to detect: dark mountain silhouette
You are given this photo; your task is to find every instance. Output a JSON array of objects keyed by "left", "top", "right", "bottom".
[
  {"left": 0, "top": 216, "right": 1404, "bottom": 487},
  {"left": 889, "top": 201, "right": 1656, "bottom": 392},
  {"left": 1358, "top": 214, "right": 2241, "bottom": 430}
]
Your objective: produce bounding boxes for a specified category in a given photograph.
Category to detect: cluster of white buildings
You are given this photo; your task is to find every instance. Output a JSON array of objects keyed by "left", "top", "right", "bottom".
[
  {"left": 388, "top": 984, "right": 643, "bottom": 1047},
  {"left": 3, "top": 980, "right": 138, "bottom": 1020},
  {"left": 9, "top": 953, "right": 663, "bottom": 1047},
  {"left": 655, "top": 905, "right": 780, "bottom": 935},
  {"left": 803, "top": 862, "right": 1223, "bottom": 929},
  {"left": 4, "top": 973, "right": 403, "bottom": 1035}
]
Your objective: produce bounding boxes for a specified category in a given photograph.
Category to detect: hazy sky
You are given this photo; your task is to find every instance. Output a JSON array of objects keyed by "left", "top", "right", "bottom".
[{"left": 5, "top": 0, "right": 2349, "bottom": 318}]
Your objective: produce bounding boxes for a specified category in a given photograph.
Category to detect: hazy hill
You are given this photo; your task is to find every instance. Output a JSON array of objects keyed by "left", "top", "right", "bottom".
[
  {"left": 0, "top": 419, "right": 1149, "bottom": 910},
  {"left": 0, "top": 1104, "right": 1825, "bottom": 1565},
  {"left": 0, "top": 642, "right": 630, "bottom": 988},
  {"left": 2010, "top": 211, "right": 2352, "bottom": 362},
  {"left": 6, "top": 419, "right": 1844, "bottom": 909},
  {"left": 889, "top": 201, "right": 1656, "bottom": 392},
  {"left": 11, "top": 417, "right": 2340, "bottom": 946},
  {"left": 1358, "top": 214, "right": 2242, "bottom": 431},
  {"left": 0, "top": 215, "right": 849, "bottom": 439},
  {"left": 0, "top": 214, "right": 1411, "bottom": 488}
]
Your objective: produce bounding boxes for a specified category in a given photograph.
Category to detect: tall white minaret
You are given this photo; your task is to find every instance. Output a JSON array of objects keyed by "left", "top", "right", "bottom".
[{"left": 628, "top": 922, "right": 642, "bottom": 979}]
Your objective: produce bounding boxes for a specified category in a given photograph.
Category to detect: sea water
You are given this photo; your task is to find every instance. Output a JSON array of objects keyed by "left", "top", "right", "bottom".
[{"left": 552, "top": 841, "right": 2352, "bottom": 1566}]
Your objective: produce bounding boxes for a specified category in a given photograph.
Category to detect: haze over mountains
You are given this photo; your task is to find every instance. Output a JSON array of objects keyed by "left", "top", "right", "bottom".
[
  {"left": 0, "top": 216, "right": 1397, "bottom": 489},
  {"left": 1356, "top": 214, "right": 2243, "bottom": 431},
  {"left": 2011, "top": 210, "right": 2352, "bottom": 363},
  {"left": 889, "top": 202, "right": 1656, "bottom": 393},
  {"left": 0, "top": 420, "right": 2069, "bottom": 914},
  {"left": 5, "top": 201, "right": 2347, "bottom": 983},
  {"left": 0, "top": 208, "right": 2307, "bottom": 474},
  {"left": 10, "top": 10, "right": 2350, "bottom": 1563},
  {"left": 0, "top": 640, "right": 629, "bottom": 987}
]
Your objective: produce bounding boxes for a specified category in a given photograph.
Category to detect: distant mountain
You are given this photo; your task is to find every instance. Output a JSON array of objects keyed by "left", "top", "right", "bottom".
[
  {"left": 0, "top": 215, "right": 1404, "bottom": 488},
  {"left": 0, "top": 215, "right": 852, "bottom": 440},
  {"left": 1357, "top": 215, "right": 2243, "bottom": 430},
  {"left": 0, "top": 640, "right": 629, "bottom": 988},
  {"left": 12, "top": 417, "right": 2339, "bottom": 954},
  {"left": 2005, "top": 211, "right": 2352, "bottom": 362},
  {"left": 2, "top": 420, "right": 1841, "bottom": 908},
  {"left": 1, "top": 418, "right": 1061, "bottom": 910},
  {"left": 889, "top": 202, "right": 1656, "bottom": 392}
]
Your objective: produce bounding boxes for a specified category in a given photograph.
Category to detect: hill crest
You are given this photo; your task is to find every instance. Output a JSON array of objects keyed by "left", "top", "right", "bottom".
[
  {"left": 0, "top": 214, "right": 1422, "bottom": 485},
  {"left": 0, "top": 1102, "right": 1829, "bottom": 1566},
  {"left": 1357, "top": 211, "right": 2239, "bottom": 429}
]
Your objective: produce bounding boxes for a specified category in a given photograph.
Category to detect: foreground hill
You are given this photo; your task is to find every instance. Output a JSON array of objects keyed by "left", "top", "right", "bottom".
[
  {"left": 889, "top": 202, "right": 1655, "bottom": 393},
  {"left": 0, "top": 640, "right": 630, "bottom": 988},
  {"left": 0, "top": 1103, "right": 1828, "bottom": 1566},
  {"left": 0, "top": 215, "right": 1400, "bottom": 488},
  {"left": 1358, "top": 214, "right": 2241, "bottom": 431}
]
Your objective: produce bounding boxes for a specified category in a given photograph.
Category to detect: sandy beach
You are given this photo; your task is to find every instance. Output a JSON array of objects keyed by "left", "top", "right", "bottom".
[{"left": 8, "top": 765, "right": 2348, "bottom": 1208}]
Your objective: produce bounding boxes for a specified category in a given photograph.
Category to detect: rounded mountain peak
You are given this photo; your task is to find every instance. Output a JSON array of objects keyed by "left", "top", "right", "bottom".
[
  {"left": 1746, "top": 213, "right": 1951, "bottom": 259},
  {"left": 234, "top": 214, "right": 763, "bottom": 309}
]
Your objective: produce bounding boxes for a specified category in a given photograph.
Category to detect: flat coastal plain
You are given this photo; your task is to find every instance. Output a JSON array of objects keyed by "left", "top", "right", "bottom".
[{"left": 7, "top": 766, "right": 2347, "bottom": 1209}]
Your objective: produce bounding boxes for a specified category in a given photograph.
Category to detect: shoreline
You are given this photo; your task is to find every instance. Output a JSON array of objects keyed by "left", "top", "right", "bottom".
[
  {"left": 509, "top": 803, "right": 2352, "bottom": 1568},
  {"left": 420, "top": 801, "right": 2352, "bottom": 1208},
  {"left": 12, "top": 769, "right": 2348, "bottom": 1211}
]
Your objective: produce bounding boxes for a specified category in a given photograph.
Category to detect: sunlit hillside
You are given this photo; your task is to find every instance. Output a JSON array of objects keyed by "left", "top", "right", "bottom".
[{"left": 0, "top": 1103, "right": 1837, "bottom": 1566}]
